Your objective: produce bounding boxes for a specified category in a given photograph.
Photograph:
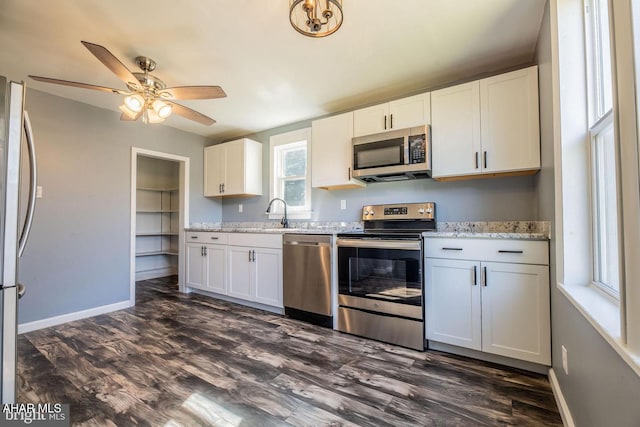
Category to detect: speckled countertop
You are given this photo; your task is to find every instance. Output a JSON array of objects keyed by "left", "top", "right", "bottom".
[
  {"left": 186, "top": 221, "right": 550, "bottom": 240},
  {"left": 423, "top": 221, "right": 550, "bottom": 240}
]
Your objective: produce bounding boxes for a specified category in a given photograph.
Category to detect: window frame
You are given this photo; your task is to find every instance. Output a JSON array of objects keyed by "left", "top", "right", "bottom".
[{"left": 268, "top": 128, "right": 312, "bottom": 219}]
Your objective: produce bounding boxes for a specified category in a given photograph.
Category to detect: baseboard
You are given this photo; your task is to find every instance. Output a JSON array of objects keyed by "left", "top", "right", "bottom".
[
  {"left": 18, "top": 300, "right": 132, "bottom": 334},
  {"left": 190, "top": 288, "right": 284, "bottom": 315},
  {"left": 548, "top": 368, "right": 575, "bottom": 427},
  {"left": 135, "top": 267, "right": 177, "bottom": 281}
]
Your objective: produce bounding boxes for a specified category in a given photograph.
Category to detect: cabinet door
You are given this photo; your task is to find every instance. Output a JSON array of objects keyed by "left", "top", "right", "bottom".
[
  {"left": 311, "top": 112, "right": 364, "bottom": 189},
  {"left": 252, "top": 248, "right": 282, "bottom": 308},
  {"left": 353, "top": 103, "right": 389, "bottom": 137},
  {"left": 481, "top": 262, "right": 550, "bottom": 365},
  {"left": 431, "top": 81, "right": 481, "bottom": 178},
  {"left": 186, "top": 243, "right": 206, "bottom": 290},
  {"left": 205, "top": 244, "right": 227, "bottom": 294},
  {"left": 227, "top": 246, "right": 253, "bottom": 300},
  {"left": 223, "top": 139, "right": 246, "bottom": 195},
  {"left": 480, "top": 66, "right": 540, "bottom": 173},
  {"left": 204, "top": 144, "right": 225, "bottom": 197},
  {"left": 425, "top": 258, "right": 482, "bottom": 350},
  {"left": 389, "top": 93, "right": 431, "bottom": 129}
]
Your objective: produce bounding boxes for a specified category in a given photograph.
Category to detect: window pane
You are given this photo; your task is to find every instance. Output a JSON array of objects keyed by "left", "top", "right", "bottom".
[
  {"left": 284, "top": 179, "right": 306, "bottom": 207},
  {"left": 593, "top": 122, "right": 619, "bottom": 293},
  {"left": 283, "top": 148, "right": 306, "bottom": 177},
  {"left": 594, "top": 0, "right": 613, "bottom": 117}
]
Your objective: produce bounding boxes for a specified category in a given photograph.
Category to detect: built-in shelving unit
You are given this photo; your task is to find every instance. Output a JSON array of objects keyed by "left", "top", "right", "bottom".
[{"left": 135, "top": 186, "right": 179, "bottom": 280}]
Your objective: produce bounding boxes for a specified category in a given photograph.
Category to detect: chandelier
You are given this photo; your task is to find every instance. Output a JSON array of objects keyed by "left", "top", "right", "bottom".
[{"left": 289, "top": 0, "right": 343, "bottom": 38}]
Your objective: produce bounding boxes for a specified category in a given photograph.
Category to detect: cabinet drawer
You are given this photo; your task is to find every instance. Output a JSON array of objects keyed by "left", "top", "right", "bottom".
[
  {"left": 227, "top": 233, "right": 282, "bottom": 249},
  {"left": 424, "top": 238, "right": 548, "bottom": 265},
  {"left": 186, "top": 232, "right": 228, "bottom": 245}
]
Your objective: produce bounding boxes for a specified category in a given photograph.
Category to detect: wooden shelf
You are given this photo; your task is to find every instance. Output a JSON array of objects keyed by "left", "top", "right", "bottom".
[
  {"left": 136, "top": 251, "right": 178, "bottom": 257},
  {"left": 136, "top": 232, "right": 179, "bottom": 237},
  {"left": 136, "top": 210, "right": 179, "bottom": 213}
]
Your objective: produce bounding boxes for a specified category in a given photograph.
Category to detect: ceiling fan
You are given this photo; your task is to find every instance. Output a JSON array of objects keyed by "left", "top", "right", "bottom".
[{"left": 29, "top": 41, "right": 226, "bottom": 125}]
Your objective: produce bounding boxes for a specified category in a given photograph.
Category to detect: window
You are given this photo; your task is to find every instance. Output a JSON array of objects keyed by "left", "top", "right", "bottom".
[
  {"left": 585, "top": 0, "right": 620, "bottom": 298},
  {"left": 269, "top": 128, "right": 311, "bottom": 219}
]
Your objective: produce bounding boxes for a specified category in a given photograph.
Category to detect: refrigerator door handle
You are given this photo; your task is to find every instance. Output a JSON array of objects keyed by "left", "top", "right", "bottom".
[
  {"left": 17, "top": 283, "right": 26, "bottom": 299},
  {"left": 18, "top": 111, "right": 37, "bottom": 258}
]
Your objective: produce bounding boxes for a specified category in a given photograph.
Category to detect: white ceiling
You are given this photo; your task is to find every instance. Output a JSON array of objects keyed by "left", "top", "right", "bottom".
[{"left": 0, "top": 0, "right": 546, "bottom": 141}]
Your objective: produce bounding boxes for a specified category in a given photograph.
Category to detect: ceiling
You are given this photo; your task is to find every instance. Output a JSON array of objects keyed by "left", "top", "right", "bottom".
[{"left": 0, "top": 0, "right": 546, "bottom": 141}]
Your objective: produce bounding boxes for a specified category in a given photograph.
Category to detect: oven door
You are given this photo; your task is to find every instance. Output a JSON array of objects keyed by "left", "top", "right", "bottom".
[{"left": 337, "top": 238, "right": 423, "bottom": 317}]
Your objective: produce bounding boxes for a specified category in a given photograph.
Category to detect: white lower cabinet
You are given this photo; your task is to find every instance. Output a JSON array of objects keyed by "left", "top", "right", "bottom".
[
  {"left": 185, "top": 237, "right": 227, "bottom": 294},
  {"left": 228, "top": 246, "right": 282, "bottom": 307},
  {"left": 425, "top": 238, "right": 550, "bottom": 365},
  {"left": 186, "top": 232, "right": 283, "bottom": 310}
]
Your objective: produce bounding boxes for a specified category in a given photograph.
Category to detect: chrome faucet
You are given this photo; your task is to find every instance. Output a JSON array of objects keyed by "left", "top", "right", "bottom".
[{"left": 265, "top": 197, "right": 289, "bottom": 228}]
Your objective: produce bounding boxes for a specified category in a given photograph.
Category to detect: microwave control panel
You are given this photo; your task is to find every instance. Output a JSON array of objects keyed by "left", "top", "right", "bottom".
[{"left": 408, "top": 134, "right": 426, "bottom": 164}]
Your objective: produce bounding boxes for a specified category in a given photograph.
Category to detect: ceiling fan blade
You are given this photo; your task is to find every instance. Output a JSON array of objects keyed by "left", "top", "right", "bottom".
[
  {"left": 81, "top": 41, "right": 140, "bottom": 88},
  {"left": 29, "top": 75, "right": 130, "bottom": 94},
  {"left": 159, "top": 86, "right": 226, "bottom": 100},
  {"left": 167, "top": 101, "right": 216, "bottom": 126}
]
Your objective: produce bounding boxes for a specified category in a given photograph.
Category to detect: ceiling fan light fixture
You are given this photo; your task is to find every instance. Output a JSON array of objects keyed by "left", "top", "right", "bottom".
[
  {"left": 119, "top": 103, "right": 139, "bottom": 119},
  {"left": 153, "top": 99, "right": 172, "bottom": 119},
  {"left": 289, "top": 0, "right": 343, "bottom": 38},
  {"left": 145, "top": 107, "right": 165, "bottom": 124},
  {"left": 124, "top": 93, "right": 144, "bottom": 112}
]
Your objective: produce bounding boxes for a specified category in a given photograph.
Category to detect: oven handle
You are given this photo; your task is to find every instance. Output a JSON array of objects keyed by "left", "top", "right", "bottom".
[{"left": 337, "top": 238, "right": 421, "bottom": 251}]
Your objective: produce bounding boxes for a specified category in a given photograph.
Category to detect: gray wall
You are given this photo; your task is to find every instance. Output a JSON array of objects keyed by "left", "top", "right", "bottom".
[
  {"left": 137, "top": 155, "right": 179, "bottom": 189},
  {"left": 18, "top": 89, "right": 220, "bottom": 324},
  {"left": 221, "top": 122, "right": 538, "bottom": 223},
  {"left": 535, "top": 3, "right": 640, "bottom": 426}
]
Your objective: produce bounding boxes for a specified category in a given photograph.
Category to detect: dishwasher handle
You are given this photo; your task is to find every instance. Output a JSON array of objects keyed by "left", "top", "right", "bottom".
[
  {"left": 283, "top": 234, "right": 331, "bottom": 247},
  {"left": 284, "top": 240, "right": 330, "bottom": 247}
]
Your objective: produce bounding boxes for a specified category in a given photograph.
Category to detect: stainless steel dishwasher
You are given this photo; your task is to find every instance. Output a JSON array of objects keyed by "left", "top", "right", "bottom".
[{"left": 283, "top": 234, "right": 332, "bottom": 328}]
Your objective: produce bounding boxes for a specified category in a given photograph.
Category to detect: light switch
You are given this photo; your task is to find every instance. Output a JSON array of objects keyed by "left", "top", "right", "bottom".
[
  {"left": 238, "top": 204, "right": 243, "bottom": 213},
  {"left": 340, "top": 200, "right": 347, "bottom": 210},
  {"left": 36, "top": 186, "right": 43, "bottom": 198}
]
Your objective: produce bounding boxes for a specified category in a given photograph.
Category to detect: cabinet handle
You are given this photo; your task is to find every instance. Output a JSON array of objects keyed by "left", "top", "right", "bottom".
[
  {"left": 384, "top": 115, "right": 387, "bottom": 130},
  {"left": 390, "top": 114, "right": 393, "bottom": 129},
  {"left": 204, "top": 246, "right": 208, "bottom": 256},
  {"left": 473, "top": 265, "right": 477, "bottom": 286},
  {"left": 483, "top": 151, "right": 487, "bottom": 169},
  {"left": 483, "top": 266, "right": 488, "bottom": 287},
  {"left": 201, "top": 246, "right": 204, "bottom": 257},
  {"left": 210, "top": 236, "right": 219, "bottom": 240},
  {"left": 348, "top": 167, "right": 351, "bottom": 180},
  {"left": 498, "top": 250, "right": 524, "bottom": 254},
  {"left": 219, "top": 183, "right": 222, "bottom": 193},
  {"left": 252, "top": 250, "right": 256, "bottom": 262},
  {"left": 191, "top": 236, "right": 198, "bottom": 239},
  {"left": 442, "top": 247, "right": 463, "bottom": 251},
  {"left": 248, "top": 250, "right": 252, "bottom": 262},
  {"left": 475, "top": 152, "right": 479, "bottom": 169}
]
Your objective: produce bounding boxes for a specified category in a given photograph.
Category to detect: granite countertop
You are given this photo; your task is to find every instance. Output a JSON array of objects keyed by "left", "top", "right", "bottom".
[
  {"left": 423, "top": 221, "right": 550, "bottom": 240},
  {"left": 186, "top": 221, "right": 550, "bottom": 240}
]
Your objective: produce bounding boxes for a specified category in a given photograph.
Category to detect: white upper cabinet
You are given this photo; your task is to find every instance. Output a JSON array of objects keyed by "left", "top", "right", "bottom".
[
  {"left": 311, "top": 112, "right": 365, "bottom": 190},
  {"left": 353, "top": 92, "right": 430, "bottom": 137},
  {"left": 480, "top": 67, "right": 540, "bottom": 173},
  {"left": 204, "top": 138, "right": 262, "bottom": 197},
  {"left": 431, "top": 81, "right": 481, "bottom": 177},
  {"left": 431, "top": 66, "right": 540, "bottom": 179}
]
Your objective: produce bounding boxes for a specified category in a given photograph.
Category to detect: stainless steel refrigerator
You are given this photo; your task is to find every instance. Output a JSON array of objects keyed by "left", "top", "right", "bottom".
[{"left": 0, "top": 76, "right": 37, "bottom": 403}]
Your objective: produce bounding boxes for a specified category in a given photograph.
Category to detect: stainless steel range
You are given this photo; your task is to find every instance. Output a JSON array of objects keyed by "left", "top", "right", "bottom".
[{"left": 336, "top": 202, "right": 435, "bottom": 351}]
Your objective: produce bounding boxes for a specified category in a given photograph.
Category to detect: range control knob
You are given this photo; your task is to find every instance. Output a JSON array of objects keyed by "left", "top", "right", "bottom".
[{"left": 418, "top": 208, "right": 425, "bottom": 214}]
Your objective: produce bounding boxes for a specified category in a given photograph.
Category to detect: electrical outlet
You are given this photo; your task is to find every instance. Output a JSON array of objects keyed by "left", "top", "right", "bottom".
[
  {"left": 562, "top": 345, "right": 568, "bottom": 375},
  {"left": 340, "top": 199, "right": 347, "bottom": 210},
  {"left": 238, "top": 204, "right": 243, "bottom": 213},
  {"left": 36, "top": 186, "right": 43, "bottom": 198}
]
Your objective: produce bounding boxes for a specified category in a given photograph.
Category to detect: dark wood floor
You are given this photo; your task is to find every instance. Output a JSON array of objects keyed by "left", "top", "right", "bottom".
[{"left": 17, "top": 276, "right": 562, "bottom": 426}]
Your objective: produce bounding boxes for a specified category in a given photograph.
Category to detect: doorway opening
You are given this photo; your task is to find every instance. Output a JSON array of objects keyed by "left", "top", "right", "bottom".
[{"left": 130, "top": 148, "right": 190, "bottom": 305}]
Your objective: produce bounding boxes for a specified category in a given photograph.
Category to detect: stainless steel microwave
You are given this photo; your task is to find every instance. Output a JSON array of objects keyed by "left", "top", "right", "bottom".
[{"left": 351, "top": 125, "right": 431, "bottom": 182}]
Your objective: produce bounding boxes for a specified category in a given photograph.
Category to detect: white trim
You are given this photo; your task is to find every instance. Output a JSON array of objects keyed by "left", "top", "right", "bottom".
[
  {"left": 548, "top": 368, "right": 576, "bottom": 427},
  {"left": 17, "top": 300, "right": 130, "bottom": 334},
  {"left": 558, "top": 281, "right": 640, "bottom": 376},
  {"left": 130, "top": 147, "right": 191, "bottom": 305}
]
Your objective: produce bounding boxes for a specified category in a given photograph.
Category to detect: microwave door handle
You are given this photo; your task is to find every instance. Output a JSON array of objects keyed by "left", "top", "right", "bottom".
[{"left": 404, "top": 136, "right": 410, "bottom": 165}]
